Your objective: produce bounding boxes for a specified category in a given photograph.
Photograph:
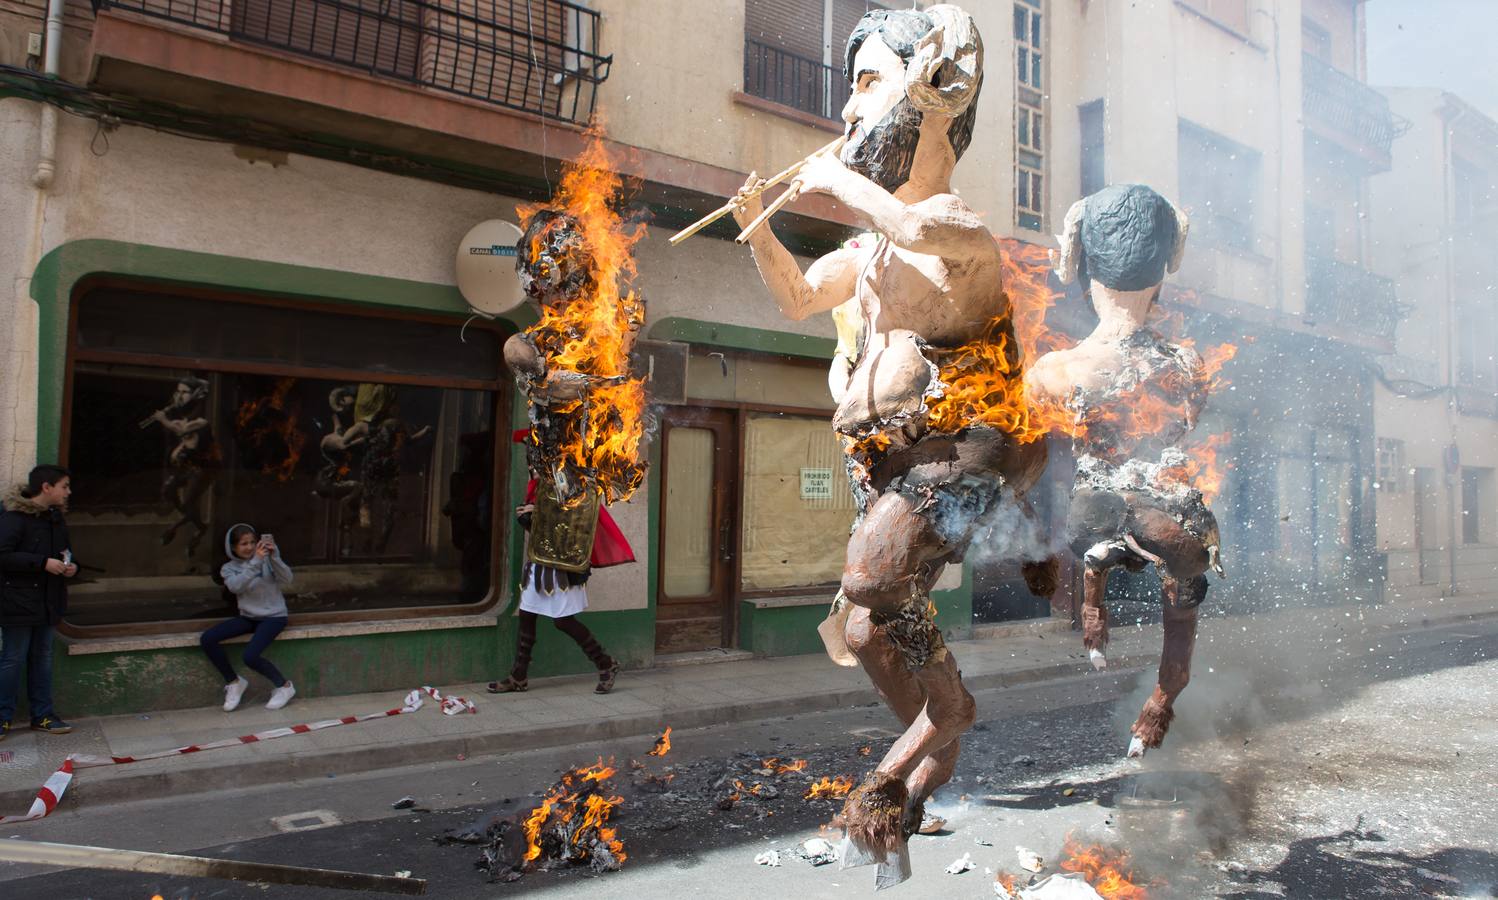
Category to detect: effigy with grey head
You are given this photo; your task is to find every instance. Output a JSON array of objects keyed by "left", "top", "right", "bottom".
[{"left": 1027, "top": 183, "right": 1227, "bottom": 759}]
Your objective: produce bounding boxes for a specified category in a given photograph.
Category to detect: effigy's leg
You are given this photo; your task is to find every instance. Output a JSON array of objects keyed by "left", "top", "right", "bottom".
[
  {"left": 1128, "top": 574, "right": 1205, "bottom": 757},
  {"left": 1081, "top": 539, "right": 1132, "bottom": 669},
  {"left": 843, "top": 604, "right": 954, "bottom": 835},
  {"left": 837, "top": 492, "right": 972, "bottom": 884}
]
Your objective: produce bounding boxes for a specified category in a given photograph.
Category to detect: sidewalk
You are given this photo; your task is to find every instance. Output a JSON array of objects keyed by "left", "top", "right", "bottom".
[{"left": 1, "top": 593, "right": 1494, "bottom": 821}]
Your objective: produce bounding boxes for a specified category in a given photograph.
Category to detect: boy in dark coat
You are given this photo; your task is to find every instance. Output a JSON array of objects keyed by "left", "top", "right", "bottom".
[{"left": 0, "top": 464, "right": 78, "bottom": 740}]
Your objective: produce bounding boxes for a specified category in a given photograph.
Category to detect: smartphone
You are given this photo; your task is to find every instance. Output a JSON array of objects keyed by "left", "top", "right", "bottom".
[
  {"left": 260, "top": 534, "right": 274, "bottom": 544},
  {"left": 61, "top": 549, "right": 72, "bottom": 565}
]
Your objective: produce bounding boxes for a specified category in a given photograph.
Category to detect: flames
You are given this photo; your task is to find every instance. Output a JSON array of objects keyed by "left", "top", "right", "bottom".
[
  {"left": 1058, "top": 837, "right": 1149, "bottom": 899},
  {"left": 758, "top": 757, "right": 807, "bottom": 775},
  {"left": 516, "top": 129, "right": 648, "bottom": 507},
  {"left": 646, "top": 726, "right": 672, "bottom": 757},
  {"left": 520, "top": 759, "right": 625, "bottom": 868},
  {"left": 803, "top": 775, "right": 855, "bottom": 800},
  {"left": 235, "top": 377, "right": 306, "bottom": 482},
  {"left": 1162, "top": 431, "right": 1233, "bottom": 504},
  {"left": 913, "top": 238, "right": 1238, "bottom": 499}
]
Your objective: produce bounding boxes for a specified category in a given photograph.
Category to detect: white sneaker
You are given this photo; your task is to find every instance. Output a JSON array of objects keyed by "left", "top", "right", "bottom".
[
  {"left": 222, "top": 677, "right": 249, "bottom": 712},
  {"left": 266, "top": 682, "right": 296, "bottom": 711}
]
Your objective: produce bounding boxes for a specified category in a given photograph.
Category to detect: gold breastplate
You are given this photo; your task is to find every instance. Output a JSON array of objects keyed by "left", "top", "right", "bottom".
[{"left": 526, "top": 486, "right": 599, "bottom": 572}]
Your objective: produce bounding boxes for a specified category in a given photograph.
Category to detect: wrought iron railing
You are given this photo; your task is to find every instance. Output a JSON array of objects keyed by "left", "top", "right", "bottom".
[
  {"left": 1305, "top": 253, "right": 1406, "bottom": 342},
  {"left": 91, "top": 0, "right": 610, "bottom": 125},
  {"left": 744, "top": 38, "right": 847, "bottom": 122},
  {"left": 1302, "top": 53, "right": 1404, "bottom": 161}
]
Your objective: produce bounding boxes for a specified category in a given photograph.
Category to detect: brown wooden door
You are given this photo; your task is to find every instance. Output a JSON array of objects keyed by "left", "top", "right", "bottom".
[{"left": 656, "top": 408, "right": 737, "bottom": 654}]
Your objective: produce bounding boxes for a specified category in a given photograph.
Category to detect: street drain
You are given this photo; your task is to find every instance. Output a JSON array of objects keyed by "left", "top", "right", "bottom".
[{"left": 270, "top": 809, "right": 342, "bottom": 833}]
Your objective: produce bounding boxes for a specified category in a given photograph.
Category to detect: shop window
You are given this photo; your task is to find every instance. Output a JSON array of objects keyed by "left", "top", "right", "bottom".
[
  {"left": 63, "top": 285, "right": 505, "bottom": 632},
  {"left": 740, "top": 413, "right": 855, "bottom": 591}
]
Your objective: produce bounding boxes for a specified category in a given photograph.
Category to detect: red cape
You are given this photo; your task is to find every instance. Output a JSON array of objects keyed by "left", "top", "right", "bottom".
[{"left": 524, "top": 479, "right": 636, "bottom": 568}]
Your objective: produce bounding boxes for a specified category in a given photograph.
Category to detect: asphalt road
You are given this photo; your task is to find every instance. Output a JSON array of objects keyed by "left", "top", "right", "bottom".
[{"left": 2, "top": 613, "right": 1495, "bottom": 899}]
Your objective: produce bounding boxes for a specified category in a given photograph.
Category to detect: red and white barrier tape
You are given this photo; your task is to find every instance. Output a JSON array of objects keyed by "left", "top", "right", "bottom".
[{"left": 0, "top": 685, "right": 474, "bottom": 825}]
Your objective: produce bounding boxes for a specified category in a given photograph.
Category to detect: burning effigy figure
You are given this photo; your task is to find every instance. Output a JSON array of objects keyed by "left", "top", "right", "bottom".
[
  {"left": 1026, "top": 184, "right": 1226, "bottom": 758},
  {"left": 731, "top": 7, "right": 1053, "bottom": 884},
  {"left": 140, "top": 374, "right": 218, "bottom": 559},
  {"left": 492, "top": 139, "right": 644, "bottom": 697}
]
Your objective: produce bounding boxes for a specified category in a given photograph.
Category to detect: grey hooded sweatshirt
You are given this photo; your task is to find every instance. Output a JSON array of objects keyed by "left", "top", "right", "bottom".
[{"left": 220, "top": 524, "right": 292, "bottom": 619}]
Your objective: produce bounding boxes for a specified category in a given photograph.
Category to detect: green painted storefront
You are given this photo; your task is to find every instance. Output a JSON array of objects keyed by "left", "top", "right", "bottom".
[{"left": 23, "top": 240, "right": 971, "bottom": 717}]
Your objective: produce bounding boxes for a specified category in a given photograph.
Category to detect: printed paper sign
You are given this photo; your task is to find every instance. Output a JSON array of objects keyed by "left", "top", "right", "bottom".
[{"left": 800, "top": 467, "right": 834, "bottom": 501}]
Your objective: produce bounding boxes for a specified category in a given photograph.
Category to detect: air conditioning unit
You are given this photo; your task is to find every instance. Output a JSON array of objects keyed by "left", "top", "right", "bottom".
[{"left": 632, "top": 339, "right": 689, "bottom": 405}]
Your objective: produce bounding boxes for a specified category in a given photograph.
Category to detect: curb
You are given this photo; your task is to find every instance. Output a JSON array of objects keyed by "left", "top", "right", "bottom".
[{"left": 3, "top": 604, "right": 1492, "bottom": 815}]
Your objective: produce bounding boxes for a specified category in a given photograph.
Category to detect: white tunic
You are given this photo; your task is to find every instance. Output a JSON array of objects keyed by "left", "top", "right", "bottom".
[{"left": 517, "top": 565, "right": 589, "bottom": 618}]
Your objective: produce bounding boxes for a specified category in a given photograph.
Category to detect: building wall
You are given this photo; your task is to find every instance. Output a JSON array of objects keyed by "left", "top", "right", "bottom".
[{"left": 1369, "top": 88, "right": 1498, "bottom": 602}]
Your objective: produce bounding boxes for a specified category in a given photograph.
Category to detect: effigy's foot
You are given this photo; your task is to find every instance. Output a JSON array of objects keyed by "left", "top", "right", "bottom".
[
  {"left": 837, "top": 771, "right": 911, "bottom": 888},
  {"left": 1129, "top": 695, "right": 1174, "bottom": 758},
  {"left": 1089, "top": 648, "right": 1108, "bottom": 670}
]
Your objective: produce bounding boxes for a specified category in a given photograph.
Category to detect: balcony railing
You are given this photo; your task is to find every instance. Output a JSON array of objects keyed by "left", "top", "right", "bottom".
[
  {"left": 744, "top": 39, "right": 847, "bottom": 122},
  {"left": 1302, "top": 53, "right": 1404, "bottom": 163},
  {"left": 91, "top": 0, "right": 611, "bottom": 125},
  {"left": 1305, "top": 253, "right": 1407, "bottom": 343}
]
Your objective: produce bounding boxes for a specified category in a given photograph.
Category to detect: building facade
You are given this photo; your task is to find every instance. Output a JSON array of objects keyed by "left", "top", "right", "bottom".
[
  {"left": 1368, "top": 90, "right": 1498, "bottom": 602},
  {"left": 0, "top": 0, "right": 1422, "bottom": 715}
]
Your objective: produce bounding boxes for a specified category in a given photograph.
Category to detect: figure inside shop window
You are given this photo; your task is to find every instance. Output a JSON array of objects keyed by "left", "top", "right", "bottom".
[{"left": 139, "top": 374, "right": 219, "bottom": 563}]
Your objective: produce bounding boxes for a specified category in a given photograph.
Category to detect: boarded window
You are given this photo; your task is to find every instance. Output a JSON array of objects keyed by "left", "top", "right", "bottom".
[{"left": 739, "top": 414, "right": 854, "bottom": 591}]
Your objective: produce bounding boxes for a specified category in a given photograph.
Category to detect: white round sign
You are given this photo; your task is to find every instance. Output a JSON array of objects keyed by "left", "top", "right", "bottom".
[{"left": 455, "top": 219, "right": 526, "bottom": 316}]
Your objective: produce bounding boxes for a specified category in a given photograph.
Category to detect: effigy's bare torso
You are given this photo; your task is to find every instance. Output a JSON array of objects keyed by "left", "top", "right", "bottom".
[{"left": 833, "top": 236, "right": 1008, "bottom": 436}]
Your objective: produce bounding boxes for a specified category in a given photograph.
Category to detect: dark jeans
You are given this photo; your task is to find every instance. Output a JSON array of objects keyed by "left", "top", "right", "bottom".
[
  {"left": 200, "top": 616, "right": 288, "bottom": 688},
  {"left": 0, "top": 623, "right": 57, "bottom": 723}
]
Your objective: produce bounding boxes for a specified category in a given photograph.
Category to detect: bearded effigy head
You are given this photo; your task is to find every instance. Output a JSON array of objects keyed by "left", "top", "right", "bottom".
[
  {"left": 840, "top": 4, "right": 984, "bottom": 192},
  {"left": 515, "top": 208, "right": 595, "bottom": 307},
  {"left": 1053, "top": 184, "right": 1191, "bottom": 293}
]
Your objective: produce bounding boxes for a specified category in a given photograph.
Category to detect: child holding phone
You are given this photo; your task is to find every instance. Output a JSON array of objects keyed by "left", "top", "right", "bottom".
[{"left": 201, "top": 523, "right": 295, "bottom": 711}]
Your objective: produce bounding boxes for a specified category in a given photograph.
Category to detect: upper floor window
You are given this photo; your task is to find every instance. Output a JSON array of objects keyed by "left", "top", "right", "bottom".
[
  {"left": 744, "top": 0, "right": 887, "bottom": 121},
  {"left": 1015, "top": 0, "right": 1046, "bottom": 231},
  {"left": 1302, "top": 18, "right": 1332, "bottom": 63},
  {"left": 1179, "top": 0, "right": 1251, "bottom": 36},
  {"left": 1178, "top": 120, "right": 1260, "bottom": 253}
]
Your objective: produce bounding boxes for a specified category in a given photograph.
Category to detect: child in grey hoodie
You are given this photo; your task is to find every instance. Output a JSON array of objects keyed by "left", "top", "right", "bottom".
[{"left": 201, "top": 523, "right": 296, "bottom": 711}]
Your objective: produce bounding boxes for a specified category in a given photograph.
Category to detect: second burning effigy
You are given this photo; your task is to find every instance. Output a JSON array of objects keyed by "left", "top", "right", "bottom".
[
  {"left": 504, "top": 136, "right": 649, "bottom": 513},
  {"left": 1027, "top": 184, "right": 1230, "bottom": 758}
]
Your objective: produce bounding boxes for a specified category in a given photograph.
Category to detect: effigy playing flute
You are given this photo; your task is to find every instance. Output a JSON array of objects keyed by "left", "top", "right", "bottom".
[{"left": 711, "top": 6, "right": 1059, "bottom": 886}]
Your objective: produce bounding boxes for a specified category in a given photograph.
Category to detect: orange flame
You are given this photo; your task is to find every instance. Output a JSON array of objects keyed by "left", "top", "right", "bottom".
[
  {"left": 1058, "top": 836, "right": 1149, "bottom": 900},
  {"left": 760, "top": 757, "right": 808, "bottom": 774},
  {"left": 516, "top": 128, "right": 648, "bottom": 507},
  {"left": 235, "top": 377, "right": 306, "bottom": 482},
  {"left": 647, "top": 726, "right": 672, "bottom": 757},
  {"left": 520, "top": 758, "right": 626, "bottom": 867},
  {"left": 1160, "top": 431, "right": 1233, "bottom": 504},
  {"left": 803, "top": 775, "right": 855, "bottom": 800}
]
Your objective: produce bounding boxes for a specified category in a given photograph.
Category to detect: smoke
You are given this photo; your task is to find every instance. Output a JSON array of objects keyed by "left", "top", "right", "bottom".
[{"left": 964, "top": 486, "right": 1062, "bottom": 568}]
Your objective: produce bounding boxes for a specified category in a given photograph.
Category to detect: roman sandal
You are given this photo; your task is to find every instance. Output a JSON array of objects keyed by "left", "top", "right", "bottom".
[{"left": 594, "top": 661, "right": 619, "bottom": 694}]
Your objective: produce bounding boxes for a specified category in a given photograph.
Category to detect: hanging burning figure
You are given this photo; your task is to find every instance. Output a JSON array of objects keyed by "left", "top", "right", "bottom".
[
  {"left": 1026, "top": 184, "right": 1226, "bottom": 758},
  {"left": 140, "top": 375, "right": 218, "bottom": 558},
  {"left": 732, "top": 7, "right": 1053, "bottom": 883},
  {"left": 493, "top": 145, "right": 646, "bottom": 696}
]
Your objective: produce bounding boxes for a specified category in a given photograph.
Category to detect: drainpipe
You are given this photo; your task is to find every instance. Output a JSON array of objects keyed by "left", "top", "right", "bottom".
[
  {"left": 32, "top": 0, "right": 65, "bottom": 188},
  {"left": 1441, "top": 97, "right": 1466, "bottom": 596}
]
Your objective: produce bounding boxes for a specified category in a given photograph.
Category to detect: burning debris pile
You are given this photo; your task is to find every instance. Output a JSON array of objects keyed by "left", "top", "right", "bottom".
[
  {"left": 993, "top": 837, "right": 1150, "bottom": 900},
  {"left": 477, "top": 759, "right": 626, "bottom": 881},
  {"left": 507, "top": 132, "right": 650, "bottom": 509}
]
